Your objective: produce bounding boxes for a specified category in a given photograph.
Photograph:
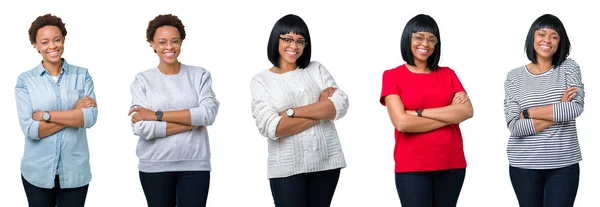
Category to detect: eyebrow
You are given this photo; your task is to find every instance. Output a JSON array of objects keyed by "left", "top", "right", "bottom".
[{"left": 280, "top": 35, "right": 305, "bottom": 40}]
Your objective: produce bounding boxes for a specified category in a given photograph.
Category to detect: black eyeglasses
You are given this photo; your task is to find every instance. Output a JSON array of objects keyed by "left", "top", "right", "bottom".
[{"left": 279, "top": 37, "right": 307, "bottom": 47}]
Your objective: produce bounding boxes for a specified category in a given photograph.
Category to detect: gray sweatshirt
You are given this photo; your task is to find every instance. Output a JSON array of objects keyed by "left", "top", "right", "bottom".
[{"left": 130, "top": 64, "right": 219, "bottom": 172}]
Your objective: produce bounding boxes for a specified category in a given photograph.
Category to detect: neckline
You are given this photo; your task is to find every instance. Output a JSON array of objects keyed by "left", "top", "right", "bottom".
[{"left": 524, "top": 64, "right": 554, "bottom": 76}]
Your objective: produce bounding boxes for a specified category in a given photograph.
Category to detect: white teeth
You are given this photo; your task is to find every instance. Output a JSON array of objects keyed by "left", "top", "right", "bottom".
[
  {"left": 286, "top": 51, "right": 297, "bottom": 55},
  {"left": 417, "top": 49, "right": 429, "bottom": 54},
  {"left": 47, "top": 51, "right": 59, "bottom": 57},
  {"left": 164, "top": 52, "right": 176, "bottom": 57},
  {"left": 540, "top": 46, "right": 551, "bottom": 49}
]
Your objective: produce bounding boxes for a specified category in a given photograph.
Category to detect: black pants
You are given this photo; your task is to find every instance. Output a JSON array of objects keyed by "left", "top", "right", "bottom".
[
  {"left": 22, "top": 175, "right": 89, "bottom": 207},
  {"left": 510, "top": 164, "right": 579, "bottom": 207},
  {"left": 395, "top": 168, "right": 466, "bottom": 207},
  {"left": 139, "top": 171, "right": 210, "bottom": 207},
  {"left": 269, "top": 168, "right": 341, "bottom": 207}
]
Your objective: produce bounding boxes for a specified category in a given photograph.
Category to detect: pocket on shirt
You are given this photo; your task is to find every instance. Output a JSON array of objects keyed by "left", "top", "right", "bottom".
[{"left": 66, "top": 89, "right": 85, "bottom": 109}]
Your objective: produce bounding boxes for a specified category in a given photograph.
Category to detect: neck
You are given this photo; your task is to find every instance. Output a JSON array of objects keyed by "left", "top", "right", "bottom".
[
  {"left": 407, "top": 59, "right": 430, "bottom": 73},
  {"left": 273, "top": 60, "right": 297, "bottom": 73},
  {"left": 535, "top": 58, "right": 553, "bottom": 72},
  {"left": 43, "top": 59, "right": 63, "bottom": 76},
  {"left": 158, "top": 61, "right": 181, "bottom": 75}
]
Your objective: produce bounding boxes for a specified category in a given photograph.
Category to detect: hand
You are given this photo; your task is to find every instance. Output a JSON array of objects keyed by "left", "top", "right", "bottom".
[
  {"left": 319, "top": 87, "right": 337, "bottom": 101},
  {"left": 128, "top": 106, "right": 157, "bottom": 123},
  {"left": 561, "top": 87, "right": 578, "bottom": 102},
  {"left": 452, "top": 93, "right": 470, "bottom": 105},
  {"left": 32, "top": 111, "right": 44, "bottom": 121},
  {"left": 75, "top": 96, "right": 97, "bottom": 109}
]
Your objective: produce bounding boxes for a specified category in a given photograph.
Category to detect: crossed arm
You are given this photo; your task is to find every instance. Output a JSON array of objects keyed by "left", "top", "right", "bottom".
[
  {"left": 129, "top": 71, "right": 219, "bottom": 140},
  {"left": 385, "top": 92, "right": 473, "bottom": 133}
]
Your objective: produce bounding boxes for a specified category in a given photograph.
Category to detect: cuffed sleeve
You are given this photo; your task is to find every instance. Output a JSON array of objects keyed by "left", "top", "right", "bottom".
[
  {"left": 553, "top": 59, "right": 584, "bottom": 122},
  {"left": 504, "top": 75, "right": 536, "bottom": 137},
  {"left": 189, "top": 70, "right": 219, "bottom": 127},
  {"left": 15, "top": 76, "right": 41, "bottom": 140},
  {"left": 81, "top": 70, "right": 98, "bottom": 128},
  {"left": 317, "top": 62, "right": 349, "bottom": 120},
  {"left": 130, "top": 75, "right": 167, "bottom": 140},
  {"left": 250, "top": 77, "right": 282, "bottom": 140},
  {"left": 132, "top": 120, "right": 167, "bottom": 140}
]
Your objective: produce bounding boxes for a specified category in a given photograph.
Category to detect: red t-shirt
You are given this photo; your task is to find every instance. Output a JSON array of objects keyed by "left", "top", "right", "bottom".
[{"left": 380, "top": 64, "right": 467, "bottom": 173}]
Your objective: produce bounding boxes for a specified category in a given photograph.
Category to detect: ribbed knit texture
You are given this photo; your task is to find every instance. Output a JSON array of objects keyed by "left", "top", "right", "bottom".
[{"left": 251, "top": 61, "right": 348, "bottom": 178}]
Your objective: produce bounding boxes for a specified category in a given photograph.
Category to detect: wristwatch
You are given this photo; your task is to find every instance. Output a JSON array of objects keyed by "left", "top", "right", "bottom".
[
  {"left": 42, "top": 111, "right": 51, "bottom": 122},
  {"left": 155, "top": 110, "right": 164, "bottom": 121},
  {"left": 286, "top": 108, "right": 295, "bottom": 118},
  {"left": 522, "top": 109, "right": 530, "bottom": 119},
  {"left": 416, "top": 109, "right": 424, "bottom": 117}
]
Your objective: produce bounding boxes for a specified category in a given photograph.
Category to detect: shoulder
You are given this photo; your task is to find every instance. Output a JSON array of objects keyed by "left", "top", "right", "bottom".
[
  {"left": 559, "top": 58, "right": 580, "bottom": 72},
  {"left": 17, "top": 65, "right": 41, "bottom": 80},
  {"left": 181, "top": 63, "right": 210, "bottom": 75},
  {"left": 304, "top": 61, "right": 324, "bottom": 73},
  {"left": 64, "top": 61, "right": 90, "bottom": 76},
  {"left": 382, "top": 64, "right": 407, "bottom": 79},
  {"left": 506, "top": 65, "right": 526, "bottom": 81},
  {"left": 251, "top": 69, "right": 272, "bottom": 86}
]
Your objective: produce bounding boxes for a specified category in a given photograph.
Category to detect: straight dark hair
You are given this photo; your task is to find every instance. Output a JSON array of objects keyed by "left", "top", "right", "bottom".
[
  {"left": 525, "top": 14, "right": 571, "bottom": 66},
  {"left": 267, "top": 14, "right": 312, "bottom": 69},
  {"left": 400, "top": 14, "right": 441, "bottom": 71}
]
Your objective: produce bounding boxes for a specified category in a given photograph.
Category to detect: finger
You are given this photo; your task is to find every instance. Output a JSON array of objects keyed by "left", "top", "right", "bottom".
[{"left": 128, "top": 108, "right": 138, "bottom": 115}]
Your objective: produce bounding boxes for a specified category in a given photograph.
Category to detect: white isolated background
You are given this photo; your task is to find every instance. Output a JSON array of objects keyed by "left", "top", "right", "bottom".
[{"left": 0, "top": 0, "right": 597, "bottom": 206}]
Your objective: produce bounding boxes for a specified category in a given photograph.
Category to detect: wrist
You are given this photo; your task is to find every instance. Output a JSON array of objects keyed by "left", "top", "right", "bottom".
[
  {"left": 155, "top": 110, "right": 163, "bottom": 121},
  {"left": 416, "top": 109, "right": 424, "bottom": 117}
]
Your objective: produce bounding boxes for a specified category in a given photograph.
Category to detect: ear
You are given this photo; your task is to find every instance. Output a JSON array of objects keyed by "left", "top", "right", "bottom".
[
  {"left": 32, "top": 43, "right": 40, "bottom": 53},
  {"left": 148, "top": 41, "right": 157, "bottom": 53}
]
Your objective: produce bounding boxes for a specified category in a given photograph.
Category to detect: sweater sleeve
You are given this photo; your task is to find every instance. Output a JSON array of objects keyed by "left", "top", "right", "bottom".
[
  {"left": 552, "top": 59, "right": 585, "bottom": 122},
  {"left": 504, "top": 73, "right": 536, "bottom": 137},
  {"left": 130, "top": 74, "right": 167, "bottom": 140},
  {"left": 317, "top": 62, "right": 349, "bottom": 121},
  {"left": 250, "top": 76, "right": 282, "bottom": 140},
  {"left": 189, "top": 69, "right": 220, "bottom": 127}
]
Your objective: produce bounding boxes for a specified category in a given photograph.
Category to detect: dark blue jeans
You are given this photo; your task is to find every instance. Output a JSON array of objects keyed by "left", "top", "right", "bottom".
[
  {"left": 139, "top": 171, "right": 210, "bottom": 207},
  {"left": 22, "top": 175, "right": 89, "bottom": 207},
  {"left": 395, "top": 168, "right": 466, "bottom": 207},
  {"left": 510, "top": 163, "right": 579, "bottom": 207},
  {"left": 269, "top": 168, "right": 341, "bottom": 207}
]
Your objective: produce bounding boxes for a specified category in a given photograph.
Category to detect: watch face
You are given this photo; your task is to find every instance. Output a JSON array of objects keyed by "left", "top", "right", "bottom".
[
  {"left": 42, "top": 112, "right": 50, "bottom": 121},
  {"left": 286, "top": 109, "right": 294, "bottom": 117}
]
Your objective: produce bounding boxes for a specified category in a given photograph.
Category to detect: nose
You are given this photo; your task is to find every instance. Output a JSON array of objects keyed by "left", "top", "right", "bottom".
[
  {"left": 289, "top": 41, "right": 298, "bottom": 49},
  {"left": 166, "top": 42, "right": 175, "bottom": 49}
]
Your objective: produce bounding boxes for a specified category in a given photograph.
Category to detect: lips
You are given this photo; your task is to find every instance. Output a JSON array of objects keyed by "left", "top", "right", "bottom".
[
  {"left": 47, "top": 50, "right": 60, "bottom": 58},
  {"left": 416, "top": 48, "right": 429, "bottom": 55},
  {"left": 539, "top": 45, "right": 552, "bottom": 52},
  {"left": 164, "top": 51, "right": 176, "bottom": 58}
]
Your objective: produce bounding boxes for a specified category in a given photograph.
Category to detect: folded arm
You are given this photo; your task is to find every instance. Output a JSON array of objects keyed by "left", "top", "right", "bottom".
[{"left": 385, "top": 95, "right": 449, "bottom": 133}]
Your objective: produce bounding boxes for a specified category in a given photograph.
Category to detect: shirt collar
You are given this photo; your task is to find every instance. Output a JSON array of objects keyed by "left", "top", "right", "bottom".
[{"left": 36, "top": 58, "right": 70, "bottom": 76}]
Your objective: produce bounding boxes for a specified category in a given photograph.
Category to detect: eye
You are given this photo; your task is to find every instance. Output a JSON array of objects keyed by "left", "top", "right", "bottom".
[
  {"left": 414, "top": 36, "right": 423, "bottom": 41},
  {"left": 172, "top": 40, "right": 180, "bottom": 44},
  {"left": 298, "top": 40, "right": 306, "bottom": 45},
  {"left": 552, "top": 36, "right": 559, "bottom": 40},
  {"left": 41, "top": 41, "right": 48, "bottom": 45},
  {"left": 284, "top": 38, "right": 294, "bottom": 43},
  {"left": 158, "top": 41, "right": 166, "bottom": 45}
]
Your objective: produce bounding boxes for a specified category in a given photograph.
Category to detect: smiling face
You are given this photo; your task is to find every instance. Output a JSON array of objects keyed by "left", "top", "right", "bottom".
[
  {"left": 411, "top": 32, "right": 437, "bottom": 64},
  {"left": 533, "top": 28, "right": 560, "bottom": 62},
  {"left": 33, "top": 25, "right": 64, "bottom": 64},
  {"left": 278, "top": 32, "right": 305, "bottom": 67},
  {"left": 150, "top": 26, "right": 182, "bottom": 65}
]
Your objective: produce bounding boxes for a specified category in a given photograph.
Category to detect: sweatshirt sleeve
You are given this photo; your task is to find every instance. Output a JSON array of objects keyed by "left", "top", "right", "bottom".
[
  {"left": 130, "top": 74, "right": 167, "bottom": 140},
  {"left": 188, "top": 69, "right": 220, "bottom": 127},
  {"left": 504, "top": 73, "right": 536, "bottom": 137}
]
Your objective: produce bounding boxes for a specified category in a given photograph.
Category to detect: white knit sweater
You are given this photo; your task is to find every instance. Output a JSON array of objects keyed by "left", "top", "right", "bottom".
[{"left": 251, "top": 61, "right": 349, "bottom": 178}]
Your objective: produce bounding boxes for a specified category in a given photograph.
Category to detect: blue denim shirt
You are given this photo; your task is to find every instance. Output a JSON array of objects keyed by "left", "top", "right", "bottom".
[{"left": 15, "top": 59, "right": 97, "bottom": 189}]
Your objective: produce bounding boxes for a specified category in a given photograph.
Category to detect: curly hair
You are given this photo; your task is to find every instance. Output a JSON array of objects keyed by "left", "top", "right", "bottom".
[
  {"left": 146, "top": 14, "right": 186, "bottom": 42},
  {"left": 28, "top": 14, "right": 67, "bottom": 44}
]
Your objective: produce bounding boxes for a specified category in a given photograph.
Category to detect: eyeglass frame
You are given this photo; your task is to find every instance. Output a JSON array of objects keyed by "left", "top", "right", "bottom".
[
  {"left": 412, "top": 33, "right": 438, "bottom": 46},
  {"left": 279, "top": 37, "right": 308, "bottom": 47},
  {"left": 154, "top": 38, "right": 183, "bottom": 48}
]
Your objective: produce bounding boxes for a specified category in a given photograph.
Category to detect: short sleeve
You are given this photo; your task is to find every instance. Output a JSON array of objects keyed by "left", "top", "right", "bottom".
[
  {"left": 380, "top": 70, "right": 400, "bottom": 105},
  {"left": 449, "top": 69, "right": 466, "bottom": 93}
]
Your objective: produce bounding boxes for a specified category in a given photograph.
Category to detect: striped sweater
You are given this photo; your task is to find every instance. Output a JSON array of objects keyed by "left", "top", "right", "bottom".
[{"left": 504, "top": 58, "right": 584, "bottom": 169}]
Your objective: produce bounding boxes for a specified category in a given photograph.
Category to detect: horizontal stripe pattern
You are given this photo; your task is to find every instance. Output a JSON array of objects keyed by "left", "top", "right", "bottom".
[{"left": 503, "top": 58, "right": 584, "bottom": 169}]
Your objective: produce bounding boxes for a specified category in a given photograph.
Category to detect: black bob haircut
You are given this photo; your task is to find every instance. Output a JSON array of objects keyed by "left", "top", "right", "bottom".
[
  {"left": 267, "top": 14, "right": 312, "bottom": 69},
  {"left": 525, "top": 14, "right": 571, "bottom": 66},
  {"left": 400, "top": 14, "right": 441, "bottom": 71}
]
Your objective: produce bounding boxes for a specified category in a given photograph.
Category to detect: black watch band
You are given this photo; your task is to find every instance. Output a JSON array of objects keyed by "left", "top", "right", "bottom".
[
  {"left": 416, "top": 109, "right": 424, "bottom": 117},
  {"left": 522, "top": 109, "right": 530, "bottom": 119}
]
